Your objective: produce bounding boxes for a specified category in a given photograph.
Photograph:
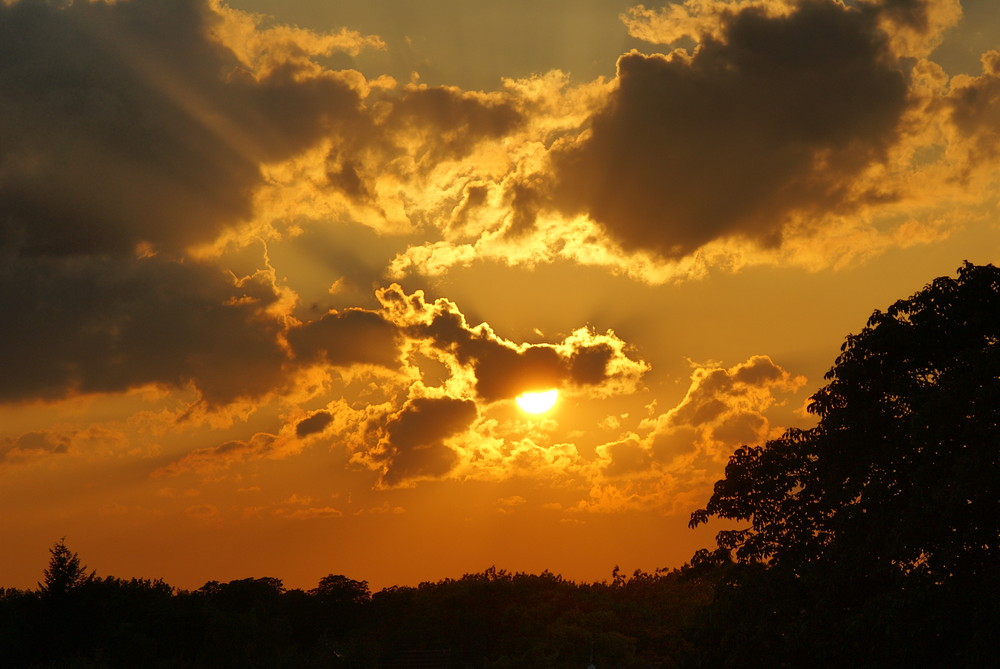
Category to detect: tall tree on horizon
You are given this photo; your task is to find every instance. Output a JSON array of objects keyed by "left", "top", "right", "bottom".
[
  {"left": 38, "top": 538, "right": 94, "bottom": 597},
  {"left": 691, "top": 261, "right": 999, "bottom": 581},
  {"left": 687, "top": 262, "right": 999, "bottom": 667}
]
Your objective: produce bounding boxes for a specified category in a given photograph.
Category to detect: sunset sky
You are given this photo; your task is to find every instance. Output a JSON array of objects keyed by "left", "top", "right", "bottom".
[{"left": 3, "top": 0, "right": 1000, "bottom": 592}]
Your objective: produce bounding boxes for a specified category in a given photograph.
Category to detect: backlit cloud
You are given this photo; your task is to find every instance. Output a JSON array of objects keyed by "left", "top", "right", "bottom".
[
  {"left": 582, "top": 355, "right": 806, "bottom": 514},
  {"left": 947, "top": 50, "right": 1000, "bottom": 167},
  {"left": 554, "top": 0, "right": 911, "bottom": 260},
  {"left": 377, "top": 285, "right": 650, "bottom": 402},
  {"left": 0, "top": 256, "right": 289, "bottom": 405},
  {"left": 287, "top": 309, "right": 402, "bottom": 370},
  {"left": 363, "top": 396, "right": 479, "bottom": 487},
  {"left": 377, "top": 0, "right": 985, "bottom": 285},
  {"left": 0, "top": 0, "right": 370, "bottom": 406}
]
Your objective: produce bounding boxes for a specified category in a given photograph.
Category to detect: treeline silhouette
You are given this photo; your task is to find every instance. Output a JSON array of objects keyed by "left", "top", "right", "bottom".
[
  {"left": 1, "top": 547, "right": 719, "bottom": 668},
  {"left": 4, "top": 262, "right": 998, "bottom": 668}
]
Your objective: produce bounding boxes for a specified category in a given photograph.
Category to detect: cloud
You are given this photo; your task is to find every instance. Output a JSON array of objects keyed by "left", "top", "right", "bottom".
[
  {"left": 598, "top": 437, "right": 654, "bottom": 479},
  {"left": 621, "top": 0, "right": 799, "bottom": 46},
  {"left": 287, "top": 309, "right": 402, "bottom": 369},
  {"left": 259, "top": 78, "right": 529, "bottom": 238},
  {"left": 872, "top": 0, "right": 962, "bottom": 58},
  {"left": 0, "top": 0, "right": 377, "bottom": 406},
  {"left": 0, "top": 431, "right": 72, "bottom": 464},
  {"left": 376, "top": 1, "right": 978, "bottom": 284},
  {"left": 209, "top": 0, "right": 385, "bottom": 73},
  {"left": 366, "top": 396, "right": 479, "bottom": 487},
  {"left": 272, "top": 494, "right": 344, "bottom": 520},
  {"left": 660, "top": 355, "right": 805, "bottom": 432},
  {"left": 0, "top": 426, "right": 130, "bottom": 465},
  {"left": 381, "top": 84, "right": 524, "bottom": 165},
  {"left": 0, "top": 255, "right": 291, "bottom": 405},
  {"left": 553, "top": 0, "right": 912, "bottom": 261},
  {"left": 274, "top": 506, "right": 344, "bottom": 520},
  {"left": 295, "top": 411, "right": 334, "bottom": 438},
  {"left": 947, "top": 50, "right": 1000, "bottom": 168},
  {"left": 377, "top": 285, "right": 649, "bottom": 402},
  {"left": 496, "top": 495, "right": 527, "bottom": 514},
  {"left": 154, "top": 432, "right": 283, "bottom": 477},
  {"left": 622, "top": 1, "right": 961, "bottom": 59},
  {"left": 0, "top": 0, "right": 367, "bottom": 257},
  {"left": 145, "top": 281, "right": 650, "bottom": 486},
  {"left": 580, "top": 355, "right": 805, "bottom": 514}
]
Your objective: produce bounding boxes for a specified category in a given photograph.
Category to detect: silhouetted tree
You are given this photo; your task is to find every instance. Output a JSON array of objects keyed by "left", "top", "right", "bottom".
[
  {"left": 689, "top": 262, "right": 1000, "bottom": 667},
  {"left": 38, "top": 537, "right": 94, "bottom": 597},
  {"left": 691, "top": 262, "right": 999, "bottom": 578},
  {"left": 2, "top": 545, "right": 725, "bottom": 668},
  {"left": 311, "top": 573, "right": 371, "bottom": 606}
]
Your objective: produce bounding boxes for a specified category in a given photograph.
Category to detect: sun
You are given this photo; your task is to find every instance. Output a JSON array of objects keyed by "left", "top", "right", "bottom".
[{"left": 515, "top": 388, "right": 559, "bottom": 414}]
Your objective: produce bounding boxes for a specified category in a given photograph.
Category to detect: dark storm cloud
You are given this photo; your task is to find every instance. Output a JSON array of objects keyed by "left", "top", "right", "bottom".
[
  {"left": 600, "top": 438, "right": 653, "bottom": 478},
  {"left": 471, "top": 344, "right": 566, "bottom": 401},
  {"left": 461, "top": 335, "right": 628, "bottom": 403},
  {"left": 568, "top": 343, "right": 615, "bottom": 385},
  {"left": 711, "top": 412, "right": 768, "bottom": 447},
  {"left": 0, "top": 254, "right": 287, "bottom": 405},
  {"left": 552, "top": 0, "right": 910, "bottom": 259},
  {"left": 0, "top": 0, "right": 368, "bottom": 405},
  {"left": 504, "top": 179, "right": 546, "bottom": 237},
  {"left": 377, "top": 396, "right": 478, "bottom": 486},
  {"left": 0, "top": 0, "right": 364, "bottom": 257},
  {"left": 287, "top": 309, "right": 402, "bottom": 369}
]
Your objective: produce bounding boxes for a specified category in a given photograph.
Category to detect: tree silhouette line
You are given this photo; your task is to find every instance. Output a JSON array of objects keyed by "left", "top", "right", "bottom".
[
  {"left": 2, "top": 543, "right": 716, "bottom": 668},
  {"left": 3, "top": 263, "right": 997, "bottom": 668}
]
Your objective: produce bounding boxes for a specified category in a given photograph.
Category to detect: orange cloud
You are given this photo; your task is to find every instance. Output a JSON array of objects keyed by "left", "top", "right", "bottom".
[
  {"left": 947, "top": 50, "right": 1000, "bottom": 168},
  {"left": 579, "top": 355, "right": 806, "bottom": 514},
  {"left": 376, "top": 284, "right": 650, "bottom": 402},
  {"left": 209, "top": 0, "right": 386, "bottom": 78},
  {"left": 154, "top": 432, "right": 284, "bottom": 478},
  {"left": 0, "top": 430, "right": 72, "bottom": 465}
]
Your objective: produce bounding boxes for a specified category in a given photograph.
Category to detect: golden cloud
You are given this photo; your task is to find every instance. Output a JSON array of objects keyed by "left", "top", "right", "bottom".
[
  {"left": 377, "top": 284, "right": 650, "bottom": 402},
  {"left": 577, "top": 355, "right": 806, "bottom": 514}
]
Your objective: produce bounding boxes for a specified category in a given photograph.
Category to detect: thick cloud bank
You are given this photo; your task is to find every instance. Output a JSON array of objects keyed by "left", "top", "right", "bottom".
[{"left": 554, "top": 0, "right": 910, "bottom": 259}]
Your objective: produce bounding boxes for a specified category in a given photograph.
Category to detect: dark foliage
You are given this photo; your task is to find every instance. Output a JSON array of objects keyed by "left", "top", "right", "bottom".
[
  {"left": 0, "top": 542, "right": 718, "bottom": 668},
  {"left": 689, "top": 262, "right": 1000, "bottom": 667},
  {"left": 38, "top": 538, "right": 94, "bottom": 598}
]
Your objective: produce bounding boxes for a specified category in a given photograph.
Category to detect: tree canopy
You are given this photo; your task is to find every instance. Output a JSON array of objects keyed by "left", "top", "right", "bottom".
[
  {"left": 691, "top": 262, "right": 999, "bottom": 582},
  {"left": 2, "top": 545, "right": 718, "bottom": 668},
  {"left": 38, "top": 537, "right": 94, "bottom": 597}
]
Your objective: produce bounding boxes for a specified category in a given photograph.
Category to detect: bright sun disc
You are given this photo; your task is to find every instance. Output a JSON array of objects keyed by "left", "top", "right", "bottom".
[{"left": 515, "top": 389, "right": 558, "bottom": 414}]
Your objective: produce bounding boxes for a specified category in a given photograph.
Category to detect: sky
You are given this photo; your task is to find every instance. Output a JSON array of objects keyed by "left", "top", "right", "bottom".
[{"left": 2, "top": 0, "right": 999, "bottom": 592}]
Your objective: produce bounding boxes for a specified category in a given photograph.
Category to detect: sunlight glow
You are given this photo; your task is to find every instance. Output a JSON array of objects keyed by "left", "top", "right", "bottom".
[{"left": 515, "top": 389, "right": 559, "bottom": 414}]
